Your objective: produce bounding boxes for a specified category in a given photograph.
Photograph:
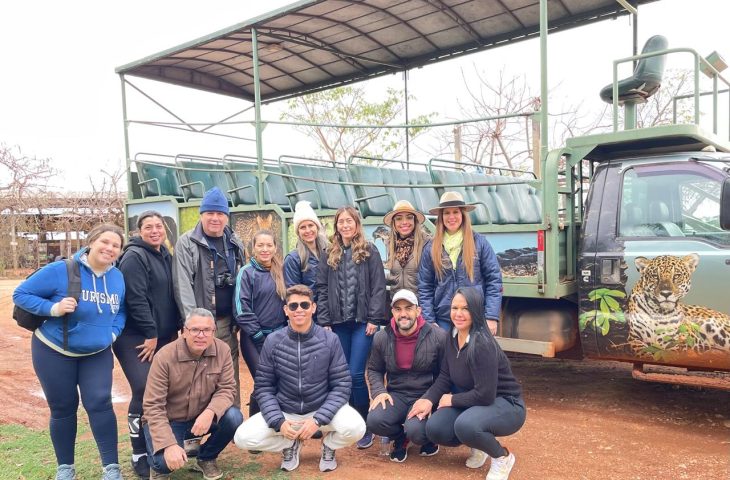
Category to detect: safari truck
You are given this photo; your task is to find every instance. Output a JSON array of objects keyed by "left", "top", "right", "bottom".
[{"left": 115, "top": 0, "right": 730, "bottom": 388}]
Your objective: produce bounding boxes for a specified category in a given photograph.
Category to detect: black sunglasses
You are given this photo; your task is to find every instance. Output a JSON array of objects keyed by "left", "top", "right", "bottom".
[{"left": 287, "top": 301, "right": 312, "bottom": 311}]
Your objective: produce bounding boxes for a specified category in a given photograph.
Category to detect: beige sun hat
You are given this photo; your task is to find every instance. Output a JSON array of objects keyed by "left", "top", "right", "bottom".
[
  {"left": 383, "top": 200, "right": 426, "bottom": 225},
  {"left": 428, "top": 191, "right": 476, "bottom": 215}
]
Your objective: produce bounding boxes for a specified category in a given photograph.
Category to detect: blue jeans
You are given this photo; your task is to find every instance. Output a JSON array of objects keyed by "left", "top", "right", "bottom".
[
  {"left": 144, "top": 406, "right": 243, "bottom": 473},
  {"left": 425, "top": 396, "right": 526, "bottom": 458},
  {"left": 31, "top": 335, "right": 118, "bottom": 466},
  {"left": 332, "top": 322, "right": 373, "bottom": 415}
]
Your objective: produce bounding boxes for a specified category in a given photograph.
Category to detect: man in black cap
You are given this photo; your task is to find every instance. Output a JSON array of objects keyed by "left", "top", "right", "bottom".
[
  {"left": 173, "top": 187, "right": 245, "bottom": 407},
  {"left": 366, "top": 289, "right": 447, "bottom": 462}
]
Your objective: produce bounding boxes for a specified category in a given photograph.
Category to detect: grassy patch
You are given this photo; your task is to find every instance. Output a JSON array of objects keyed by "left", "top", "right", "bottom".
[{"left": 0, "top": 422, "right": 300, "bottom": 479}]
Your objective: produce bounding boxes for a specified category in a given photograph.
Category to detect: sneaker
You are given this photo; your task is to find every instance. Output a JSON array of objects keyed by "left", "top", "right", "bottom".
[
  {"left": 319, "top": 443, "right": 338, "bottom": 472},
  {"left": 149, "top": 471, "right": 169, "bottom": 480},
  {"left": 191, "top": 459, "right": 223, "bottom": 480},
  {"left": 56, "top": 464, "right": 76, "bottom": 480},
  {"left": 356, "top": 431, "right": 374, "bottom": 449},
  {"left": 486, "top": 452, "right": 516, "bottom": 480},
  {"left": 131, "top": 455, "right": 150, "bottom": 479},
  {"left": 280, "top": 440, "right": 302, "bottom": 472},
  {"left": 389, "top": 436, "right": 410, "bottom": 463},
  {"left": 419, "top": 442, "right": 440, "bottom": 457},
  {"left": 466, "top": 448, "right": 489, "bottom": 469},
  {"left": 102, "top": 463, "right": 123, "bottom": 480}
]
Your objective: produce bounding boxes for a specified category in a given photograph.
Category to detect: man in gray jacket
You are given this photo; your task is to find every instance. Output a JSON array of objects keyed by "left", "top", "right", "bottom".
[
  {"left": 173, "top": 187, "right": 245, "bottom": 407},
  {"left": 233, "top": 285, "right": 366, "bottom": 473}
]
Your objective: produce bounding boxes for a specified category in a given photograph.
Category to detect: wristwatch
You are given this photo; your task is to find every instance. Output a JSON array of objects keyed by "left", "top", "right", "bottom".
[{"left": 312, "top": 417, "right": 321, "bottom": 427}]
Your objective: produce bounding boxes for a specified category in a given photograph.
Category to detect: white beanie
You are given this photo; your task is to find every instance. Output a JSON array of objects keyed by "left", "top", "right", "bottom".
[{"left": 293, "top": 200, "right": 323, "bottom": 232}]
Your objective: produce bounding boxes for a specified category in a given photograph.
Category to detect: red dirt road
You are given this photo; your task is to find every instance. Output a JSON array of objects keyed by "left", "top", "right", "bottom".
[{"left": 1, "top": 279, "right": 728, "bottom": 479}]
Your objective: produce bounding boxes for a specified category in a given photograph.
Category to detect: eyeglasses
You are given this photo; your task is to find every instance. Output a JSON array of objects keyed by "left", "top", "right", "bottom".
[
  {"left": 186, "top": 327, "right": 216, "bottom": 337},
  {"left": 287, "top": 301, "right": 312, "bottom": 311}
]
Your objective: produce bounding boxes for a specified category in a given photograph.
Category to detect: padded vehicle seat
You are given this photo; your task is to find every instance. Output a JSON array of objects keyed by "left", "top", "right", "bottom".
[{"left": 600, "top": 35, "right": 668, "bottom": 104}]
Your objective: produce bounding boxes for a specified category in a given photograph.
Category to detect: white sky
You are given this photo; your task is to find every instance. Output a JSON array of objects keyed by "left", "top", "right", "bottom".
[{"left": 1, "top": 0, "right": 728, "bottom": 192}]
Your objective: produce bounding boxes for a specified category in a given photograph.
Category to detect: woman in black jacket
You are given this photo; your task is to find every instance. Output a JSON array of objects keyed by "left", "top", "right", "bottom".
[
  {"left": 409, "top": 287, "right": 526, "bottom": 480},
  {"left": 113, "top": 210, "right": 180, "bottom": 478},
  {"left": 316, "top": 206, "right": 386, "bottom": 449}
]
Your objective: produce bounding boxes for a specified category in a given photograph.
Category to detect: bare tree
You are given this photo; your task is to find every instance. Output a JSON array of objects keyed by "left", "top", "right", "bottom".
[{"left": 0, "top": 144, "right": 57, "bottom": 270}]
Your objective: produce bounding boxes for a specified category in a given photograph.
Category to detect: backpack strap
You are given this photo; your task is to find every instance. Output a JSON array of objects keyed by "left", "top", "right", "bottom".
[{"left": 62, "top": 259, "right": 81, "bottom": 351}]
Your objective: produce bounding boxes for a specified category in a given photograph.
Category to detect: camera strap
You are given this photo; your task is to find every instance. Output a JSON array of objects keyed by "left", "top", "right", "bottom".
[{"left": 205, "top": 232, "right": 235, "bottom": 275}]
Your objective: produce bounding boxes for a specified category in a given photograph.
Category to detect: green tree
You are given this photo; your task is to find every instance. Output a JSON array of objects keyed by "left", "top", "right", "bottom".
[{"left": 280, "top": 86, "right": 434, "bottom": 164}]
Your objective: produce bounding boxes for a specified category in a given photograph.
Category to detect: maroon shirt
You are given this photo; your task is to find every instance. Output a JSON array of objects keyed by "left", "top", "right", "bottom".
[{"left": 391, "top": 315, "right": 426, "bottom": 370}]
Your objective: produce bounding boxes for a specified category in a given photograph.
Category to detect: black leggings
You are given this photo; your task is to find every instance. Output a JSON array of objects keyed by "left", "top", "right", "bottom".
[
  {"left": 113, "top": 330, "right": 175, "bottom": 454},
  {"left": 239, "top": 333, "right": 262, "bottom": 417}
]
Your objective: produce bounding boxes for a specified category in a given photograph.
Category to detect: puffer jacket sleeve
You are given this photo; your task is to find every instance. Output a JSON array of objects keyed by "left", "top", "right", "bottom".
[
  {"left": 366, "top": 244, "right": 386, "bottom": 326},
  {"left": 313, "top": 332, "right": 351, "bottom": 426},
  {"left": 172, "top": 234, "right": 198, "bottom": 319},
  {"left": 255, "top": 336, "right": 285, "bottom": 430},
  {"left": 234, "top": 266, "right": 261, "bottom": 337},
  {"left": 417, "top": 240, "right": 437, "bottom": 323},
  {"left": 315, "top": 252, "right": 331, "bottom": 326},
  {"left": 283, "top": 251, "right": 302, "bottom": 288},
  {"left": 366, "top": 330, "right": 388, "bottom": 398},
  {"left": 476, "top": 235, "right": 503, "bottom": 321}
]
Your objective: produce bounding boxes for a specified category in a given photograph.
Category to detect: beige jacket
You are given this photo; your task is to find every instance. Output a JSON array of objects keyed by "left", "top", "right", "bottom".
[{"left": 143, "top": 337, "right": 236, "bottom": 453}]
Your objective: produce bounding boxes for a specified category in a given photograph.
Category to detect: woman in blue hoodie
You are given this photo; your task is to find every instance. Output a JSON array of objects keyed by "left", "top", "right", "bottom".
[
  {"left": 234, "top": 229, "right": 287, "bottom": 417},
  {"left": 13, "top": 223, "right": 127, "bottom": 480}
]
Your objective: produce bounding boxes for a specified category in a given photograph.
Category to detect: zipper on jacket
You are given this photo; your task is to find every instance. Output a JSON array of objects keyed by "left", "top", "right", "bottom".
[{"left": 297, "top": 334, "right": 304, "bottom": 412}]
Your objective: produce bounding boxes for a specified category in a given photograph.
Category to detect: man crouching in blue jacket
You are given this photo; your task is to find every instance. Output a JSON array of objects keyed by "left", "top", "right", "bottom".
[{"left": 234, "top": 284, "right": 366, "bottom": 472}]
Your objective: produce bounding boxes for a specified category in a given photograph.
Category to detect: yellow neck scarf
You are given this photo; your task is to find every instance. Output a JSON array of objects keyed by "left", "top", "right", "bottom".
[{"left": 444, "top": 230, "right": 463, "bottom": 268}]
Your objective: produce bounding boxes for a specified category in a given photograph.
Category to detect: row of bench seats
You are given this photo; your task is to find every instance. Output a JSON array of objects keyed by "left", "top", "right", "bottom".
[{"left": 134, "top": 158, "right": 542, "bottom": 225}]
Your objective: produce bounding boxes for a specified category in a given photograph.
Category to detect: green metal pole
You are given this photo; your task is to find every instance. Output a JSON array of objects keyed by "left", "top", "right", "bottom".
[
  {"left": 120, "top": 75, "right": 132, "bottom": 199},
  {"left": 404, "top": 70, "right": 410, "bottom": 169},
  {"left": 252, "top": 28, "right": 265, "bottom": 206},
  {"left": 694, "top": 53, "right": 700, "bottom": 125},
  {"left": 539, "top": 0, "right": 548, "bottom": 170},
  {"left": 625, "top": 103, "right": 636, "bottom": 130}
]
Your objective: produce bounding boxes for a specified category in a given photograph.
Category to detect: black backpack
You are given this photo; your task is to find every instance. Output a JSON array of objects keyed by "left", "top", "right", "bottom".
[{"left": 13, "top": 258, "right": 81, "bottom": 350}]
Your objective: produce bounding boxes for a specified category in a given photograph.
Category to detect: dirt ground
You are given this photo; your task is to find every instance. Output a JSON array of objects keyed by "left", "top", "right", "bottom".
[{"left": 1, "top": 278, "right": 728, "bottom": 479}]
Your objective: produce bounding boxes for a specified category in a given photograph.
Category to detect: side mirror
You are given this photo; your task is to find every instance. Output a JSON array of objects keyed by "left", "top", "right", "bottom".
[{"left": 721, "top": 178, "right": 730, "bottom": 230}]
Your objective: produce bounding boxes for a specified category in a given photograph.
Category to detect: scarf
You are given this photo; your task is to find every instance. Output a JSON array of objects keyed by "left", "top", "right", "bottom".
[
  {"left": 444, "top": 230, "right": 463, "bottom": 269},
  {"left": 394, "top": 233, "right": 415, "bottom": 268}
]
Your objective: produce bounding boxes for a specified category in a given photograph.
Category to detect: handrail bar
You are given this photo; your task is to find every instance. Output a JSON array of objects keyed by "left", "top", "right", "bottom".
[{"left": 428, "top": 157, "right": 538, "bottom": 178}]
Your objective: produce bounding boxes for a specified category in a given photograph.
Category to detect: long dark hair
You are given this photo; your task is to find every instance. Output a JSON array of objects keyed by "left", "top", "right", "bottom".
[{"left": 453, "top": 286, "right": 492, "bottom": 365}]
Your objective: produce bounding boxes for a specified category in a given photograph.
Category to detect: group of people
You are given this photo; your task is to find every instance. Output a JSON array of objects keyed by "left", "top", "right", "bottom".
[{"left": 13, "top": 186, "right": 525, "bottom": 480}]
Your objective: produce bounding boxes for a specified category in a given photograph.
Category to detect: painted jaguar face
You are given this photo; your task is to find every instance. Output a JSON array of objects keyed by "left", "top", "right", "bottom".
[{"left": 634, "top": 254, "right": 699, "bottom": 314}]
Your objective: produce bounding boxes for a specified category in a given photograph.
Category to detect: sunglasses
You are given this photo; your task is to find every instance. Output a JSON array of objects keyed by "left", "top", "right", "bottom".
[{"left": 287, "top": 301, "right": 312, "bottom": 311}]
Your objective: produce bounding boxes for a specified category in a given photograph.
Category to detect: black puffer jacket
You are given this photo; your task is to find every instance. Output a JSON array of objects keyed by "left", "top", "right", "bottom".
[
  {"left": 316, "top": 242, "right": 387, "bottom": 326},
  {"left": 367, "top": 319, "right": 447, "bottom": 399},
  {"left": 255, "top": 323, "right": 351, "bottom": 430},
  {"left": 118, "top": 237, "right": 181, "bottom": 339}
]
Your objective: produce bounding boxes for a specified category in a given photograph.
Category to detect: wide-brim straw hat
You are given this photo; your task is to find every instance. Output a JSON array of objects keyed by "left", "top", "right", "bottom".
[
  {"left": 428, "top": 191, "right": 476, "bottom": 215},
  {"left": 383, "top": 200, "right": 426, "bottom": 225}
]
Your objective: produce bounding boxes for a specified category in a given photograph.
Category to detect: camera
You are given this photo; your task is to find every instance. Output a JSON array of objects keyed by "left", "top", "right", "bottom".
[{"left": 215, "top": 272, "right": 235, "bottom": 288}]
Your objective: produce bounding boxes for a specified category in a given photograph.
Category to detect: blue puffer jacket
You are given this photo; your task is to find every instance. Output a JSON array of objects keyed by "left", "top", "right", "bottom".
[
  {"left": 284, "top": 249, "right": 322, "bottom": 322},
  {"left": 234, "top": 259, "right": 287, "bottom": 338},
  {"left": 255, "top": 322, "right": 351, "bottom": 430},
  {"left": 417, "top": 232, "right": 502, "bottom": 324}
]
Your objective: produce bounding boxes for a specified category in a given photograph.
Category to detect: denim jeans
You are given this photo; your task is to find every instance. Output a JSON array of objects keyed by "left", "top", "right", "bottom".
[
  {"left": 425, "top": 396, "right": 526, "bottom": 458},
  {"left": 144, "top": 406, "right": 243, "bottom": 473},
  {"left": 332, "top": 321, "right": 373, "bottom": 414}
]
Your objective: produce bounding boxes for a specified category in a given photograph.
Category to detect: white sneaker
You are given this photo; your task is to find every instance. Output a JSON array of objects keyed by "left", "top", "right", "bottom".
[
  {"left": 466, "top": 448, "right": 489, "bottom": 469},
  {"left": 486, "top": 452, "right": 516, "bottom": 480}
]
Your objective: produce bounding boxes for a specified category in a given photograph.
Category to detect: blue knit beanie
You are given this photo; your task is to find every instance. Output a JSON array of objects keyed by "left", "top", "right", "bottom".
[{"left": 199, "top": 187, "right": 229, "bottom": 215}]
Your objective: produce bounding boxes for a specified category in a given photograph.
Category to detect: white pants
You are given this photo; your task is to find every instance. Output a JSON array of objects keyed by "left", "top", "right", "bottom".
[{"left": 234, "top": 404, "right": 365, "bottom": 452}]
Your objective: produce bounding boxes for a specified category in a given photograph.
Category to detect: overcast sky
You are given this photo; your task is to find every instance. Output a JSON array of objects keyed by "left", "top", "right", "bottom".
[{"left": 1, "top": 0, "right": 728, "bottom": 192}]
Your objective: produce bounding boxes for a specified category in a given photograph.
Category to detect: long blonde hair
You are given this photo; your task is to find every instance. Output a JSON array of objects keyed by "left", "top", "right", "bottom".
[
  {"left": 385, "top": 214, "right": 429, "bottom": 270},
  {"left": 430, "top": 208, "right": 476, "bottom": 281},
  {"left": 327, "top": 206, "right": 370, "bottom": 268},
  {"left": 296, "top": 224, "right": 329, "bottom": 272},
  {"left": 253, "top": 230, "right": 286, "bottom": 299}
]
